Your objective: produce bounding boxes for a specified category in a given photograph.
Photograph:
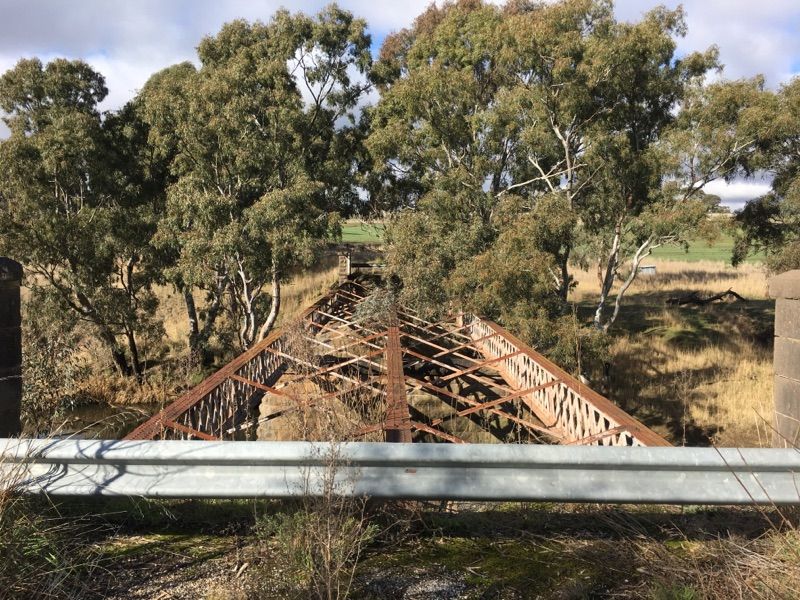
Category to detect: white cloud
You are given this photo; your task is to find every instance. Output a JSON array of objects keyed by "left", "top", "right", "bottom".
[
  {"left": 703, "top": 178, "right": 772, "bottom": 211},
  {"left": 0, "top": 0, "right": 797, "bottom": 115},
  {"left": 615, "top": 0, "right": 800, "bottom": 87}
]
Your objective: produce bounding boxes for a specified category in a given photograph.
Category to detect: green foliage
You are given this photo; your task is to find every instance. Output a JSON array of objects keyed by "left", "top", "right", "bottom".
[
  {"left": 369, "top": 0, "right": 773, "bottom": 351},
  {"left": 734, "top": 76, "right": 800, "bottom": 271},
  {"left": 142, "top": 5, "right": 372, "bottom": 351},
  {"left": 351, "top": 285, "right": 399, "bottom": 327},
  {"left": 0, "top": 58, "right": 164, "bottom": 378}
]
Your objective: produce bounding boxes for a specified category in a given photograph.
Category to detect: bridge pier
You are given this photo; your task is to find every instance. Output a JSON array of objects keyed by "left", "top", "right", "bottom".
[
  {"left": 0, "top": 258, "right": 22, "bottom": 437},
  {"left": 769, "top": 270, "right": 800, "bottom": 448}
]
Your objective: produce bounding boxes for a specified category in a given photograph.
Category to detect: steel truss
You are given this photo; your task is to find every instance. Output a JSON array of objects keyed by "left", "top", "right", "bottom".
[{"left": 126, "top": 279, "right": 669, "bottom": 447}]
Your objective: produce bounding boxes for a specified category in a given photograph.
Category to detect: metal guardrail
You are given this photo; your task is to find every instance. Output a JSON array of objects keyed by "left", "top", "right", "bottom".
[{"left": 3, "top": 439, "right": 799, "bottom": 504}]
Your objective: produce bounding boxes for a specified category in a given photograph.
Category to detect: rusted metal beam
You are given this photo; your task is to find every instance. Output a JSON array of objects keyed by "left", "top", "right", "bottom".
[
  {"left": 441, "top": 350, "right": 523, "bottom": 382},
  {"left": 405, "top": 375, "right": 561, "bottom": 439},
  {"left": 126, "top": 327, "right": 286, "bottom": 440},
  {"left": 163, "top": 419, "right": 219, "bottom": 441},
  {"left": 403, "top": 348, "right": 516, "bottom": 395},
  {"left": 384, "top": 324, "right": 412, "bottom": 442},
  {"left": 410, "top": 421, "right": 466, "bottom": 444},
  {"left": 432, "top": 332, "right": 501, "bottom": 358},
  {"left": 126, "top": 278, "right": 668, "bottom": 447},
  {"left": 226, "top": 376, "right": 387, "bottom": 436},
  {"left": 399, "top": 318, "right": 474, "bottom": 342},
  {"left": 306, "top": 320, "right": 383, "bottom": 350},
  {"left": 307, "top": 329, "right": 386, "bottom": 354},
  {"left": 430, "top": 381, "right": 561, "bottom": 426},
  {"left": 300, "top": 348, "right": 386, "bottom": 379},
  {"left": 565, "top": 426, "right": 628, "bottom": 446},
  {"left": 399, "top": 330, "right": 485, "bottom": 366},
  {"left": 267, "top": 348, "right": 387, "bottom": 392},
  {"left": 313, "top": 309, "right": 381, "bottom": 335},
  {"left": 463, "top": 317, "right": 670, "bottom": 447},
  {"left": 229, "top": 374, "right": 290, "bottom": 397}
]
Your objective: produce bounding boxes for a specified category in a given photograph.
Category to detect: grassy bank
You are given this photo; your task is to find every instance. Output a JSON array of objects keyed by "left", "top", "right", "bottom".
[
  {"left": 573, "top": 260, "right": 773, "bottom": 447},
  {"left": 338, "top": 221, "right": 765, "bottom": 265},
  {"left": 341, "top": 221, "right": 385, "bottom": 244},
  {"left": 20, "top": 497, "right": 797, "bottom": 599},
  {"left": 649, "top": 232, "right": 764, "bottom": 263}
]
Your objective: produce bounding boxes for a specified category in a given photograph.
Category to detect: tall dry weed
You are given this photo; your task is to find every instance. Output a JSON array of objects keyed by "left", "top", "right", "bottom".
[
  {"left": 572, "top": 259, "right": 773, "bottom": 447},
  {"left": 0, "top": 443, "right": 103, "bottom": 599}
]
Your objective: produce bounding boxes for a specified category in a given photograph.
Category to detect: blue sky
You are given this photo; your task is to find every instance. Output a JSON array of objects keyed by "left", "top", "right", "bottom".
[{"left": 1, "top": 0, "right": 799, "bottom": 207}]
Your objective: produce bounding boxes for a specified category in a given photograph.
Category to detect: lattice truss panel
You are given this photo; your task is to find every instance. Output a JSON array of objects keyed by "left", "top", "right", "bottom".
[{"left": 126, "top": 280, "right": 669, "bottom": 447}]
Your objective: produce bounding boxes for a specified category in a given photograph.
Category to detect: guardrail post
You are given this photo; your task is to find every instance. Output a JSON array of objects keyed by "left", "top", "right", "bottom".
[
  {"left": 0, "top": 257, "right": 22, "bottom": 437},
  {"left": 769, "top": 270, "right": 800, "bottom": 448}
]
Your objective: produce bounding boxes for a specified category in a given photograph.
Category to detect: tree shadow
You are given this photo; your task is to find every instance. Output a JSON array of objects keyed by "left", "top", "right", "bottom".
[{"left": 576, "top": 289, "right": 776, "bottom": 446}]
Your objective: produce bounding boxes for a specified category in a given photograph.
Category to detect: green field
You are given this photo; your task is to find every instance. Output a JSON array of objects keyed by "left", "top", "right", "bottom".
[
  {"left": 649, "top": 233, "right": 764, "bottom": 263},
  {"left": 340, "top": 221, "right": 385, "bottom": 243},
  {"left": 340, "top": 222, "right": 763, "bottom": 263}
]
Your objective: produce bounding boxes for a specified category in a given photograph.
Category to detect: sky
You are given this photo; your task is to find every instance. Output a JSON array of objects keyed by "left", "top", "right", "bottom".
[{"left": 1, "top": 0, "right": 799, "bottom": 209}]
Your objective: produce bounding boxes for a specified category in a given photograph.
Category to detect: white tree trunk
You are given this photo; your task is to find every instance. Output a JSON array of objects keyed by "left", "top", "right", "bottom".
[{"left": 257, "top": 261, "right": 281, "bottom": 342}]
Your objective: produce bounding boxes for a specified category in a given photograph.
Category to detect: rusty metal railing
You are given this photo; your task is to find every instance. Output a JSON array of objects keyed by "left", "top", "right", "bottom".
[
  {"left": 125, "top": 281, "right": 364, "bottom": 441},
  {"left": 459, "top": 315, "right": 669, "bottom": 447},
  {"left": 126, "top": 280, "right": 668, "bottom": 447}
]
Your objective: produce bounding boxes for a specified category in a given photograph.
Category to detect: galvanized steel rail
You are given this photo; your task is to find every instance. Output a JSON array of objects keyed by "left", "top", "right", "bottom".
[{"left": 3, "top": 439, "right": 799, "bottom": 504}]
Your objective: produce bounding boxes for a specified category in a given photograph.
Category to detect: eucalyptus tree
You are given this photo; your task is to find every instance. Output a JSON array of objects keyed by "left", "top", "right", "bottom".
[
  {"left": 143, "top": 6, "right": 371, "bottom": 353},
  {"left": 368, "top": 0, "right": 609, "bottom": 365},
  {"left": 369, "top": 0, "right": 520, "bottom": 312},
  {"left": 371, "top": 0, "right": 773, "bottom": 348},
  {"left": 0, "top": 58, "right": 163, "bottom": 378},
  {"left": 581, "top": 15, "right": 772, "bottom": 330},
  {"left": 734, "top": 77, "right": 800, "bottom": 271}
]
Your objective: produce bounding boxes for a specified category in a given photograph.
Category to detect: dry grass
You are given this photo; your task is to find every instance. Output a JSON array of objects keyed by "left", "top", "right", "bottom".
[
  {"left": 155, "top": 256, "right": 339, "bottom": 348},
  {"left": 571, "top": 259, "right": 774, "bottom": 447},
  {"left": 22, "top": 259, "right": 340, "bottom": 419},
  {"left": 1, "top": 447, "right": 103, "bottom": 599},
  {"left": 276, "top": 256, "right": 339, "bottom": 327},
  {"left": 571, "top": 259, "right": 770, "bottom": 302}
]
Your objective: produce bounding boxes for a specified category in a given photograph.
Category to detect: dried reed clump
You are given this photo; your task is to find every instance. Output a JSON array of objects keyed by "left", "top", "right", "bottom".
[
  {"left": 250, "top": 317, "right": 388, "bottom": 598},
  {"left": 0, "top": 447, "right": 102, "bottom": 599},
  {"left": 621, "top": 523, "right": 800, "bottom": 599},
  {"left": 252, "top": 381, "right": 381, "bottom": 599},
  {"left": 252, "top": 445, "right": 378, "bottom": 600}
]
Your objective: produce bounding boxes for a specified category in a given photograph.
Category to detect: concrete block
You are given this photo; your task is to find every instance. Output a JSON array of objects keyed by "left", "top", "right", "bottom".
[
  {"left": 0, "top": 378, "right": 21, "bottom": 436},
  {"left": 774, "top": 337, "right": 800, "bottom": 379},
  {"left": 769, "top": 270, "right": 800, "bottom": 300},
  {"left": 0, "top": 286, "right": 20, "bottom": 326},
  {"left": 0, "top": 257, "right": 23, "bottom": 282},
  {"left": 773, "top": 375, "right": 800, "bottom": 447},
  {"left": 775, "top": 298, "right": 800, "bottom": 339}
]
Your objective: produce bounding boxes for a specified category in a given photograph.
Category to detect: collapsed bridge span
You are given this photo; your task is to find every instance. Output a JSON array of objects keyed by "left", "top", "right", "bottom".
[{"left": 126, "top": 279, "right": 668, "bottom": 447}]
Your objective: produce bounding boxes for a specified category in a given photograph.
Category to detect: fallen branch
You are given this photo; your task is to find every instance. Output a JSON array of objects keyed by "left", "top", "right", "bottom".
[{"left": 667, "top": 288, "right": 747, "bottom": 306}]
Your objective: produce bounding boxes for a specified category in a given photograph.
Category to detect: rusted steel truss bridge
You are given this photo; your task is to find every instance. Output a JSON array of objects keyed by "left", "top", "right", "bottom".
[{"left": 126, "top": 279, "right": 669, "bottom": 447}]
